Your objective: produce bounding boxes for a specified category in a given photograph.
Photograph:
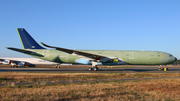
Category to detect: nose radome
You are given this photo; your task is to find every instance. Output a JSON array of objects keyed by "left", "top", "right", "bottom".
[{"left": 175, "top": 57, "right": 177, "bottom": 61}]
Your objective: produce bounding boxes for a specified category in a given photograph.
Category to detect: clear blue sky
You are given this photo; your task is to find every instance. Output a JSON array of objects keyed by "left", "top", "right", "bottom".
[{"left": 0, "top": 0, "right": 180, "bottom": 58}]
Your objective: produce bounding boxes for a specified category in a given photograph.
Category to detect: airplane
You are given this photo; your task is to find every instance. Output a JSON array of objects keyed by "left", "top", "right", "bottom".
[
  {"left": 0, "top": 57, "right": 59, "bottom": 68},
  {"left": 6, "top": 28, "right": 177, "bottom": 71}
]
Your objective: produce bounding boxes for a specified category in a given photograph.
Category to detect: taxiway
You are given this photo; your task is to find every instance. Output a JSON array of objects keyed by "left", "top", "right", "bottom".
[{"left": 0, "top": 66, "right": 180, "bottom": 73}]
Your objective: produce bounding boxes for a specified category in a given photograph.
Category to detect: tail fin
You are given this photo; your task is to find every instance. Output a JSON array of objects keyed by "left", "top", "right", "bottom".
[{"left": 17, "top": 28, "right": 45, "bottom": 49}]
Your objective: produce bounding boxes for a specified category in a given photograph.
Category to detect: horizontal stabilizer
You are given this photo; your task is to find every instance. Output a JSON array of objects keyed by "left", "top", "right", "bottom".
[
  {"left": 7, "top": 47, "right": 44, "bottom": 57},
  {"left": 7, "top": 47, "right": 33, "bottom": 54}
]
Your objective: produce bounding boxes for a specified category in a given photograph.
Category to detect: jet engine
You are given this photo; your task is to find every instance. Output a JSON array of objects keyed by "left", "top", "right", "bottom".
[
  {"left": 2, "top": 60, "right": 11, "bottom": 65},
  {"left": 100, "top": 57, "right": 119, "bottom": 63},
  {"left": 113, "top": 59, "right": 118, "bottom": 63},
  {"left": 17, "top": 62, "right": 26, "bottom": 67}
]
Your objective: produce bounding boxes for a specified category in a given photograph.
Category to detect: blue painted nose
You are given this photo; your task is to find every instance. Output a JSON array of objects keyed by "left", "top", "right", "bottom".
[{"left": 175, "top": 57, "right": 177, "bottom": 61}]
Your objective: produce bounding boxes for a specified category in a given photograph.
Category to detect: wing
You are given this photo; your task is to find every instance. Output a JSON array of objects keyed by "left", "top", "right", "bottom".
[{"left": 40, "top": 42, "right": 106, "bottom": 60}]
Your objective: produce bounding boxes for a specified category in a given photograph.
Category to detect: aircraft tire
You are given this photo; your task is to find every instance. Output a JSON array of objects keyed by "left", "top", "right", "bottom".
[
  {"left": 93, "top": 67, "right": 98, "bottom": 71},
  {"left": 167, "top": 68, "right": 168, "bottom": 70},
  {"left": 55, "top": 65, "right": 58, "bottom": 68},
  {"left": 88, "top": 67, "right": 92, "bottom": 71}
]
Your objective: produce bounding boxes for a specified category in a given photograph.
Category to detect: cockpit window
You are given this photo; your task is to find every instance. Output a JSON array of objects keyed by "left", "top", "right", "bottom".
[{"left": 169, "top": 55, "right": 173, "bottom": 57}]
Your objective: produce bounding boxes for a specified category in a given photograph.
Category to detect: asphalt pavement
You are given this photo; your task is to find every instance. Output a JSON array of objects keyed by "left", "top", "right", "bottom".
[{"left": 0, "top": 66, "right": 180, "bottom": 73}]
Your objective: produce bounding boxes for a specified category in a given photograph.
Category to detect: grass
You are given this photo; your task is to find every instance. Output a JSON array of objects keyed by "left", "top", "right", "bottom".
[
  {"left": 0, "top": 72, "right": 180, "bottom": 83},
  {"left": 1, "top": 72, "right": 180, "bottom": 100},
  {"left": 0, "top": 77, "right": 4, "bottom": 82},
  {"left": 1, "top": 79, "right": 180, "bottom": 100}
]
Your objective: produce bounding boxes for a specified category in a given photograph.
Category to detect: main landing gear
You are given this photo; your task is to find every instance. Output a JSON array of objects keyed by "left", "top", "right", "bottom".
[
  {"left": 89, "top": 61, "right": 99, "bottom": 71},
  {"left": 10, "top": 66, "right": 21, "bottom": 68},
  {"left": 89, "top": 65, "right": 99, "bottom": 71}
]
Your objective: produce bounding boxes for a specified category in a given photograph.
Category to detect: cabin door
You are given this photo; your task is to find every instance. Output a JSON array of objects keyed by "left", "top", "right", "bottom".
[
  {"left": 43, "top": 50, "right": 49, "bottom": 57},
  {"left": 129, "top": 52, "right": 134, "bottom": 59}
]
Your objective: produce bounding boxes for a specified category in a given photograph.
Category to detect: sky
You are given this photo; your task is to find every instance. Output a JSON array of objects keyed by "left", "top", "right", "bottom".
[{"left": 0, "top": 0, "right": 180, "bottom": 58}]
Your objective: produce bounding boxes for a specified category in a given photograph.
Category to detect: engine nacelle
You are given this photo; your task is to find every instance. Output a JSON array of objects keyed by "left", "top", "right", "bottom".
[
  {"left": 2, "top": 60, "right": 11, "bottom": 65},
  {"left": 17, "top": 62, "right": 26, "bottom": 67},
  {"left": 113, "top": 59, "right": 118, "bottom": 63},
  {"left": 100, "top": 57, "right": 119, "bottom": 63}
]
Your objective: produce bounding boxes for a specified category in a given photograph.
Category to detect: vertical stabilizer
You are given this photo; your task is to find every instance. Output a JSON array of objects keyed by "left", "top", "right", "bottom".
[{"left": 17, "top": 28, "right": 45, "bottom": 49}]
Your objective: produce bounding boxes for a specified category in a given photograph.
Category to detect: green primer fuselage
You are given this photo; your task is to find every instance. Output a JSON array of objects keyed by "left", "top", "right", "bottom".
[{"left": 27, "top": 49, "right": 176, "bottom": 65}]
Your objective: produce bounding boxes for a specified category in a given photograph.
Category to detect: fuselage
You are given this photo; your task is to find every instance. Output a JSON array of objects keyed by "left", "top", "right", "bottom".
[
  {"left": 12, "top": 28, "right": 177, "bottom": 66},
  {"left": 0, "top": 57, "right": 58, "bottom": 65},
  {"left": 27, "top": 49, "right": 176, "bottom": 65}
]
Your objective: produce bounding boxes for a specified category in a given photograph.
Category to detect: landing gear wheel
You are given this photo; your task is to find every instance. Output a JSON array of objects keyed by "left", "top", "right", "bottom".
[
  {"left": 93, "top": 67, "right": 97, "bottom": 71},
  {"left": 93, "top": 67, "right": 99, "bottom": 71},
  {"left": 88, "top": 67, "right": 92, "bottom": 71},
  {"left": 55, "top": 65, "right": 58, "bottom": 68},
  {"left": 167, "top": 68, "right": 168, "bottom": 70}
]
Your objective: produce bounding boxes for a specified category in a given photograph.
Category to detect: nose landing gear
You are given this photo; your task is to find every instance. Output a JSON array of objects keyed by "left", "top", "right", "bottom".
[{"left": 158, "top": 65, "right": 168, "bottom": 71}]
